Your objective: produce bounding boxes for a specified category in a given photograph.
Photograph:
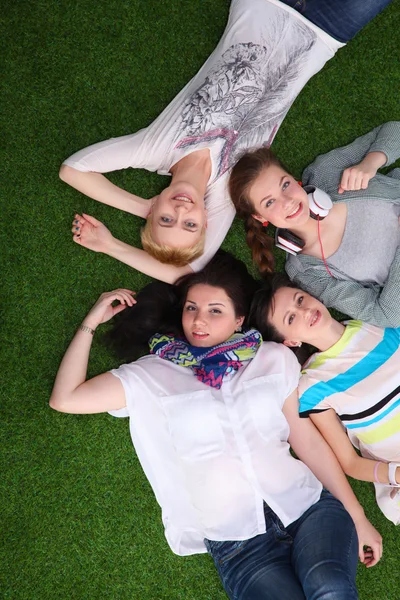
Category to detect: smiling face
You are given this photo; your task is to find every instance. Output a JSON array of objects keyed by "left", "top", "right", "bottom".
[
  {"left": 248, "top": 164, "right": 310, "bottom": 229},
  {"left": 150, "top": 182, "right": 207, "bottom": 248},
  {"left": 268, "top": 286, "right": 333, "bottom": 347},
  {"left": 181, "top": 284, "right": 244, "bottom": 347}
]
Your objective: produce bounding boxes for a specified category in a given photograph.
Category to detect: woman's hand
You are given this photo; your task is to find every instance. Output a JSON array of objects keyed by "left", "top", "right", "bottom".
[
  {"left": 352, "top": 513, "right": 383, "bottom": 567},
  {"left": 72, "top": 213, "right": 114, "bottom": 253},
  {"left": 338, "top": 151, "right": 387, "bottom": 194},
  {"left": 338, "top": 163, "right": 376, "bottom": 194},
  {"left": 82, "top": 289, "right": 136, "bottom": 330}
]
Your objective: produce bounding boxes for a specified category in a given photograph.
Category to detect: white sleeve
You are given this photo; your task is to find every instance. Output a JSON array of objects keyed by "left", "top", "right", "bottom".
[
  {"left": 108, "top": 363, "right": 140, "bottom": 416},
  {"left": 281, "top": 346, "right": 301, "bottom": 398},
  {"left": 62, "top": 127, "right": 152, "bottom": 173},
  {"left": 189, "top": 180, "right": 235, "bottom": 272}
]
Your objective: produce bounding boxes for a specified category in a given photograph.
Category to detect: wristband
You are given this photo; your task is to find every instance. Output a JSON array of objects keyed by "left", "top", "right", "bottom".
[
  {"left": 80, "top": 324, "right": 95, "bottom": 335},
  {"left": 388, "top": 462, "right": 400, "bottom": 487},
  {"left": 373, "top": 461, "right": 382, "bottom": 484}
]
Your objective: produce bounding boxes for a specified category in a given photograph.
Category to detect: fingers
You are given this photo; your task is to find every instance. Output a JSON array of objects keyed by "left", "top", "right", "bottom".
[
  {"left": 101, "top": 289, "right": 137, "bottom": 307},
  {"left": 82, "top": 213, "right": 102, "bottom": 226},
  {"left": 359, "top": 540, "right": 383, "bottom": 568},
  {"left": 339, "top": 167, "right": 371, "bottom": 194}
]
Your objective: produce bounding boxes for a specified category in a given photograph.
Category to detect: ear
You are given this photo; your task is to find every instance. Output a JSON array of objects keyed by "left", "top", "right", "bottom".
[
  {"left": 236, "top": 316, "right": 245, "bottom": 328},
  {"left": 251, "top": 213, "right": 264, "bottom": 224},
  {"left": 283, "top": 340, "right": 300, "bottom": 348}
]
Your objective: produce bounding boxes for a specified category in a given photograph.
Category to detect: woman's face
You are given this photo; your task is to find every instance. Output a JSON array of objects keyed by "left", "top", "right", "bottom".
[
  {"left": 267, "top": 287, "right": 333, "bottom": 347},
  {"left": 249, "top": 164, "right": 310, "bottom": 229},
  {"left": 150, "top": 182, "right": 207, "bottom": 248},
  {"left": 182, "top": 284, "right": 244, "bottom": 347}
]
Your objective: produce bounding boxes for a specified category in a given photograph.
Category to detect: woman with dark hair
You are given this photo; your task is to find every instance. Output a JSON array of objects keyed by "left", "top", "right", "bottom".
[
  {"left": 50, "top": 252, "right": 381, "bottom": 599},
  {"left": 61, "top": 0, "right": 392, "bottom": 283},
  {"left": 230, "top": 122, "right": 400, "bottom": 327},
  {"left": 249, "top": 273, "right": 400, "bottom": 525}
]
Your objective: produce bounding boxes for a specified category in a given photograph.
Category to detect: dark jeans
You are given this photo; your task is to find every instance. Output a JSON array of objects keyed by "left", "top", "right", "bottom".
[
  {"left": 280, "top": 0, "right": 393, "bottom": 43},
  {"left": 205, "top": 491, "right": 359, "bottom": 600}
]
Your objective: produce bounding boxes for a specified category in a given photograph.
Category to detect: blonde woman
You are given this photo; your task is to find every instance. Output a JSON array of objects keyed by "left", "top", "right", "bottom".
[{"left": 62, "top": 0, "right": 391, "bottom": 282}]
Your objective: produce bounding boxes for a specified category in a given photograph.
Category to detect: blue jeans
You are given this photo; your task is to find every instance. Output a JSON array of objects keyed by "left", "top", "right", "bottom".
[
  {"left": 280, "top": 0, "right": 393, "bottom": 43},
  {"left": 205, "top": 492, "right": 359, "bottom": 600}
]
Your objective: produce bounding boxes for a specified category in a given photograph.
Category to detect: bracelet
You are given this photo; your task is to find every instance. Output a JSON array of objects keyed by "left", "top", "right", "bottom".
[
  {"left": 79, "top": 324, "right": 95, "bottom": 335},
  {"left": 373, "top": 461, "right": 382, "bottom": 484},
  {"left": 388, "top": 462, "right": 400, "bottom": 487}
]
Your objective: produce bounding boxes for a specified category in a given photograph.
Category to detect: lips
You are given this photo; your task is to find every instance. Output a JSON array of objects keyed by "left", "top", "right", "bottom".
[
  {"left": 310, "top": 310, "right": 321, "bottom": 327},
  {"left": 172, "top": 194, "right": 194, "bottom": 203},
  {"left": 192, "top": 331, "right": 209, "bottom": 340},
  {"left": 286, "top": 202, "right": 303, "bottom": 220}
]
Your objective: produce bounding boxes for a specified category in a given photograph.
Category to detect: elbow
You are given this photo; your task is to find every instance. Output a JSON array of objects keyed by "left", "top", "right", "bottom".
[
  {"left": 49, "top": 394, "right": 69, "bottom": 413},
  {"left": 340, "top": 455, "right": 362, "bottom": 480},
  {"left": 59, "top": 164, "right": 77, "bottom": 185}
]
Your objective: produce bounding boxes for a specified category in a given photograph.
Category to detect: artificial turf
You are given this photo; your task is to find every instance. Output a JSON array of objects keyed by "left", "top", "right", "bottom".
[{"left": 2, "top": 1, "right": 400, "bottom": 598}]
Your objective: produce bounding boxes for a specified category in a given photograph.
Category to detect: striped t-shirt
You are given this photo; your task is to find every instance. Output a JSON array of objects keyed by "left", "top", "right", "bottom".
[{"left": 299, "top": 321, "right": 400, "bottom": 462}]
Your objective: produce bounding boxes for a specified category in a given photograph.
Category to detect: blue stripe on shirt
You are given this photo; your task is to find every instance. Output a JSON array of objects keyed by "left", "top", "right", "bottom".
[{"left": 299, "top": 328, "right": 399, "bottom": 414}]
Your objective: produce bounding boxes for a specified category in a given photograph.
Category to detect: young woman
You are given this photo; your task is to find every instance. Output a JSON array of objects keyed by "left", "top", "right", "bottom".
[
  {"left": 230, "top": 121, "right": 400, "bottom": 327},
  {"left": 50, "top": 253, "right": 382, "bottom": 600},
  {"left": 249, "top": 273, "right": 400, "bottom": 524},
  {"left": 61, "top": 0, "right": 392, "bottom": 283}
]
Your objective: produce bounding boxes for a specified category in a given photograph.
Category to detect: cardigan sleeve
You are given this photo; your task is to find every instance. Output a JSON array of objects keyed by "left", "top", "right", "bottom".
[
  {"left": 303, "top": 122, "right": 400, "bottom": 193},
  {"left": 286, "top": 247, "right": 400, "bottom": 328}
]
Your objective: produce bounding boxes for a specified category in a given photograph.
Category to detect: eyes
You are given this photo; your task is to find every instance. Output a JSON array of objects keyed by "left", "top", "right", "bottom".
[
  {"left": 288, "top": 295, "right": 303, "bottom": 325},
  {"left": 263, "top": 180, "right": 290, "bottom": 209},
  {"left": 160, "top": 216, "right": 197, "bottom": 229},
  {"left": 185, "top": 305, "right": 222, "bottom": 314}
]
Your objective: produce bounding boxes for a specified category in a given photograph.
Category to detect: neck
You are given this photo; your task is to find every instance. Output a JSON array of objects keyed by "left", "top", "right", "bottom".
[
  {"left": 289, "top": 216, "right": 319, "bottom": 249},
  {"left": 170, "top": 149, "right": 211, "bottom": 202},
  {"left": 312, "top": 319, "right": 346, "bottom": 352}
]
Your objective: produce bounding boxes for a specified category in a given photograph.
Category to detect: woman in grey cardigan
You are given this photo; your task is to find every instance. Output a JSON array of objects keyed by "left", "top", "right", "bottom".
[{"left": 229, "top": 121, "right": 400, "bottom": 327}]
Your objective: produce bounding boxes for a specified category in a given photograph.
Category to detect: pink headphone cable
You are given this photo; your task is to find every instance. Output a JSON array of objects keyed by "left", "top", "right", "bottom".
[{"left": 317, "top": 216, "right": 334, "bottom": 278}]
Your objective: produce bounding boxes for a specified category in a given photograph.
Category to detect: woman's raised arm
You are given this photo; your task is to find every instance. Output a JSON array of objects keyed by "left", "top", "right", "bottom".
[
  {"left": 60, "top": 167, "right": 151, "bottom": 218},
  {"left": 72, "top": 214, "right": 193, "bottom": 283},
  {"left": 49, "top": 289, "right": 135, "bottom": 414}
]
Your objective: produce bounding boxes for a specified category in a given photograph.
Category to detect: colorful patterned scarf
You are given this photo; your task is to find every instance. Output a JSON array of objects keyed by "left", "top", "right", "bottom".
[{"left": 149, "top": 329, "right": 262, "bottom": 389}]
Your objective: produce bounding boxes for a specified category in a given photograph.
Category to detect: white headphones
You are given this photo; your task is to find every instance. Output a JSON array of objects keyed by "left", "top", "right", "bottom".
[{"left": 275, "top": 186, "right": 333, "bottom": 256}]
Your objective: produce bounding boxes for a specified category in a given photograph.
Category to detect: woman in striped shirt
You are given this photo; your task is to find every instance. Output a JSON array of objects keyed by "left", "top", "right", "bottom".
[{"left": 249, "top": 273, "right": 400, "bottom": 524}]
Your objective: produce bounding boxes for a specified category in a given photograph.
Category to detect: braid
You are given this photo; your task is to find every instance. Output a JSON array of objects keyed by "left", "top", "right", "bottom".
[{"left": 244, "top": 216, "right": 275, "bottom": 275}]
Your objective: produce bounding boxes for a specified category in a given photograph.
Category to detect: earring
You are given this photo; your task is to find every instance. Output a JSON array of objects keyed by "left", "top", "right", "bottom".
[
  {"left": 236, "top": 325, "right": 242, "bottom": 333},
  {"left": 262, "top": 221, "right": 269, "bottom": 227},
  {"left": 296, "top": 342, "right": 302, "bottom": 347},
  {"left": 298, "top": 181, "right": 303, "bottom": 187}
]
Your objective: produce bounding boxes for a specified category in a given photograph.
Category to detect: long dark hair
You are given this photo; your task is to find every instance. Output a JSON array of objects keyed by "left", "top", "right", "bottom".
[
  {"left": 229, "top": 148, "right": 288, "bottom": 276},
  {"left": 105, "top": 251, "right": 260, "bottom": 362},
  {"left": 248, "top": 272, "right": 312, "bottom": 364}
]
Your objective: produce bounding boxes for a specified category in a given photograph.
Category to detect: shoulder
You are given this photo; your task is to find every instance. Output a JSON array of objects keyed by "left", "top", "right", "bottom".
[{"left": 255, "top": 341, "right": 301, "bottom": 380}]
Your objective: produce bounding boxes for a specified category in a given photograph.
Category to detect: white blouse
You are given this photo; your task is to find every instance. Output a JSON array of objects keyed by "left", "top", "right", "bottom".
[{"left": 109, "top": 342, "right": 322, "bottom": 556}]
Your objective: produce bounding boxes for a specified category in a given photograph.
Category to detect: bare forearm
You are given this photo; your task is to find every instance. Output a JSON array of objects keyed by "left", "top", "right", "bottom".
[
  {"left": 360, "top": 151, "right": 387, "bottom": 172},
  {"left": 50, "top": 326, "right": 93, "bottom": 406},
  {"left": 346, "top": 455, "right": 400, "bottom": 485},
  {"left": 107, "top": 237, "right": 193, "bottom": 282},
  {"left": 60, "top": 166, "right": 150, "bottom": 218}
]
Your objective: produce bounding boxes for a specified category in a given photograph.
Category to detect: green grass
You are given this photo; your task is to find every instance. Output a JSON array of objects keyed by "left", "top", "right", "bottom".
[{"left": 2, "top": 1, "right": 400, "bottom": 598}]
